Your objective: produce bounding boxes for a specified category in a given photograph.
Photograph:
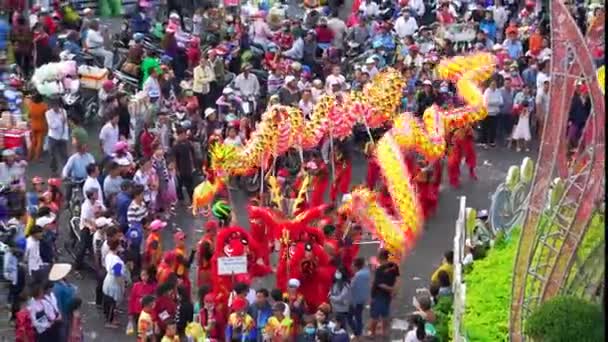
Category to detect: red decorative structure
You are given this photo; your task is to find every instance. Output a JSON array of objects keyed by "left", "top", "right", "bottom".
[{"left": 508, "top": 0, "right": 605, "bottom": 340}]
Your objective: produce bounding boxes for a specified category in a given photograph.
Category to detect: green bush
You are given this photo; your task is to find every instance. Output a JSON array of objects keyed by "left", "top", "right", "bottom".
[
  {"left": 463, "top": 228, "right": 520, "bottom": 341},
  {"left": 433, "top": 296, "right": 454, "bottom": 342},
  {"left": 524, "top": 296, "right": 604, "bottom": 342}
]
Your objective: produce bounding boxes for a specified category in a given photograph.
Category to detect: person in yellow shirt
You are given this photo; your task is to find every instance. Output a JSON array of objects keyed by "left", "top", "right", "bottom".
[
  {"left": 226, "top": 297, "right": 255, "bottom": 341},
  {"left": 137, "top": 295, "right": 156, "bottom": 342},
  {"left": 161, "top": 319, "right": 180, "bottom": 342},
  {"left": 264, "top": 302, "right": 293, "bottom": 341},
  {"left": 430, "top": 250, "right": 454, "bottom": 287}
]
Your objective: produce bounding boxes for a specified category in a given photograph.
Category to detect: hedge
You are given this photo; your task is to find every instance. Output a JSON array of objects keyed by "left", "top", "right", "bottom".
[
  {"left": 524, "top": 296, "right": 604, "bottom": 341},
  {"left": 462, "top": 228, "right": 520, "bottom": 341}
]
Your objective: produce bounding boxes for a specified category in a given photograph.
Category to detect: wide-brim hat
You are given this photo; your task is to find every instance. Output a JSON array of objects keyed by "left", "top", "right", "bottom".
[{"left": 49, "top": 263, "right": 72, "bottom": 281}]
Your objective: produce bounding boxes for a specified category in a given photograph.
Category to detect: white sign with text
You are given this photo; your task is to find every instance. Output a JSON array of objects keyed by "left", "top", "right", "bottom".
[{"left": 217, "top": 256, "right": 248, "bottom": 275}]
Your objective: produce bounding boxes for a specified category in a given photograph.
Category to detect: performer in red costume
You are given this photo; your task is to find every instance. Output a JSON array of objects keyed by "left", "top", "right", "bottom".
[
  {"left": 329, "top": 149, "right": 353, "bottom": 204},
  {"left": 210, "top": 226, "right": 272, "bottom": 307},
  {"left": 414, "top": 160, "right": 442, "bottom": 220},
  {"left": 197, "top": 293, "right": 226, "bottom": 341},
  {"left": 305, "top": 157, "right": 329, "bottom": 208},
  {"left": 447, "top": 125, "right": 477, "bottom": 188},
  {"left": 286, "top": 227, "right": 333, "bottom": 312},
  {"left": 173, "top": 231, "right": 194, "bottom": 297},
  {"left": 196, "top": 221, "right": 217, "bottom": 288}
]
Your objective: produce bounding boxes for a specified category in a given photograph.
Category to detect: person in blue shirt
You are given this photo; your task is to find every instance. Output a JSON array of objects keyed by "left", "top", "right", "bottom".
[
  {"left": 63, "top": 30, "right": 82, "bottom": 56},
  {"left": 349, "top": 257, "right": 371, "bottom": 338},
  {"left": 51, "top": 263, "right": 77, "bottom": 318},
  {"left": 114, "top": 180, "right": 133, "bottom": 232},
  {"left": 502, "top": 29, "right": 523, "bottom": 60},
  {"left": 479, "top": 11, "right": 497, "bottom": 42},
  {"left": 247, "top": 288, "right": 273, "bottom": 341},
  {"left": 61, "top": 141, "right": 95, "bottom": 203},
  {"left": 0, "top": 17, "right": 10, "bottom": 52},
  {"left": 130, "top": 4, "right": 151, "bottom": 34}
]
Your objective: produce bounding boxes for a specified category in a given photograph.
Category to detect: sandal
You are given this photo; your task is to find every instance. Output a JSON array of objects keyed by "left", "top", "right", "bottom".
[{"left": 105, "top": 323, "right": 120, "bottom": 329}]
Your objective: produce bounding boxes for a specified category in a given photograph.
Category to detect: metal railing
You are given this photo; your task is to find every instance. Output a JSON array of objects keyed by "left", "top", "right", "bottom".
[{"left": 453, "top": 196, "right": 467, "bottom": 341}]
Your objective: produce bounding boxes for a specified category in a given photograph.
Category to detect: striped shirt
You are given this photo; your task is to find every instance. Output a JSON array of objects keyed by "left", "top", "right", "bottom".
[{"left": 127, "top": 200, "right": 148, "bottom": 225}]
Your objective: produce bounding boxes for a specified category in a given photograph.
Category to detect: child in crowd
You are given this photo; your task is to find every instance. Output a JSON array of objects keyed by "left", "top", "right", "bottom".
[
  {"left": 128, "top": 268, "right": 158, "bottom": 335},
  {"left": 511, "top": 101, "right": 532, "bottom": 152},
  {"left": 161, "top": 319, "right": 180, "bottom": 342},
  {"left": 138, "top": 295, "right": 157, "bottom": 341}
]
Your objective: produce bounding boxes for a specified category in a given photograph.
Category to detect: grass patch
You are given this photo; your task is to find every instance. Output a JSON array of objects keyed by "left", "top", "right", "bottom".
[{"left": 463, "top": 228, "right": 520, "bottom": 341}]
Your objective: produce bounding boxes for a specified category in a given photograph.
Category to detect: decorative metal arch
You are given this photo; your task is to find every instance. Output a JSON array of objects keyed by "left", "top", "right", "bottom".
[{"left": 508, "top": 0, "right": 606, "bottom": 340}]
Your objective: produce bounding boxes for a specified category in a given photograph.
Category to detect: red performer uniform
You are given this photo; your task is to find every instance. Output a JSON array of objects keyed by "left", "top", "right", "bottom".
[
  {"left": 330, "top": 152, "right": 353, "bottom": 203},
  {"left": 197, "top": 221, "right": 217, "bottom": 288},
  {"left": 198, "top": 294, "right": 226, "bottom": 341},
  {"left": 308, "top": 160, "right": 329, "bottom": 207},
  {"left": 447, "top": 125, "right": 477, "bottom": 188},
  {"left": 143, "top": 219, "right": 166, "bottom": 268},
  {"left": 414, "top": 162, "right": 441, "bottom": 221},
  {"left": 173, "top": 231, "right": 193, "bottom": 297}
]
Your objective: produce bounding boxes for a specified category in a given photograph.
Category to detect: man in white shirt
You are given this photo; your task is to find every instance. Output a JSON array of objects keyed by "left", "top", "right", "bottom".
[
  {"left": 0, "top": 149, "right": 27, "bottom": 190},
  {"left": 45, "top": 99, "right": 70, "bottom": 174},
  {"left": 234, "top": 64, "right": 260, "bottom": 98},
  {"left": 85, "top": 19, "right": 113, "bottom": 68},
  {"left": 143, "top": 68, "right": 161, "bottom": 99},
  {"left": 25, "top": 226, "right": 45, "bottom": 277},
  {"left": 75, "top": 188, "right": 106, "bottom": 271},
  {"left": 83, "top": 163, "right": 104, "bottom": 205},
  {"left": 394, "top": 9, "right": 418, "bottom": 39},
  {"left": 99, "top": 112, "right": 119, "bottom": 159},
  {"left": 325, "top": 66, "right": 346, "bottom": 94}
]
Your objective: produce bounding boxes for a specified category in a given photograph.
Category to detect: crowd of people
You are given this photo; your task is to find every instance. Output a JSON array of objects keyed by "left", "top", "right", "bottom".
[{"left": 0, "top": 0, "right": 602, "bottom": 340}]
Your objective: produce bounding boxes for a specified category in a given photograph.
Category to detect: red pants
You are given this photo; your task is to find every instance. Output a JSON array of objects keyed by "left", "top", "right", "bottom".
[
  {"left": 330, "top": 163, "right": 352, "bottom": 202},
  {"left": 447, "top": 139, "right": 477, "bottom": 188},
  {"left": 366, "top": 159, "right": 381, "bottom": 190},
  {"left": 417, "top": 182, "right": 439, "bottom": 220}
]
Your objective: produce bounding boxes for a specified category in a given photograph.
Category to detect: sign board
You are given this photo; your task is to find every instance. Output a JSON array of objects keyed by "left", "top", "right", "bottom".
[{"left": 218, "top": 256, "right": 248, "bottom": 275}]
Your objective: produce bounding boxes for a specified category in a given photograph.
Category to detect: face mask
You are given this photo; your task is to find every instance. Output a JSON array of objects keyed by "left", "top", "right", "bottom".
[
  {"left": 335, "top": 272, "right": 343, "bottom": 280},
  {"left": 304, "top": 327, "right": 316, "bottom": 335}
]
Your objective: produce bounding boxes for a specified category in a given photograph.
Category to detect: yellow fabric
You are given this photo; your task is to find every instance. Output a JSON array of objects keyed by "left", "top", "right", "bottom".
[
  {"left": 265, "top": 316, "right": 293, "bottom": 338},
  {"left": 431, "top": 262, "right": 454, "bottom": 286}
]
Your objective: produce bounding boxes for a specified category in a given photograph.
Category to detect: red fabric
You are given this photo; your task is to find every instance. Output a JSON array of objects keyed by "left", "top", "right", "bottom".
[
  {"left": 15, "top": 308, "right": 35, "bottom": 342},
  {"left": 42, "top": 15, "right": 57, "bottom": 34},
  {"left": 366, "top": 157, "right": 381, "bottom": 190},
  {"left": 447, "top": 130, "right": 476, "bottom": 188},
  {"left": 274, "top": 32, "right": 294, "bottom": 50},
  {"left": 315, "top": 27, "right": 334, "bottom": 44},
  {"left": 330, "top": 159, "right": 352, "bottom": 202},
  {"left": 310, "top": 163, "right": 329, "bottom": 207},
  {"left": 196, "top": 234, "right": 214, "bottom": 287},
  {"left": 199, "top": 307, "right": 226, "bottom": 340},
  {"left": 153, "top": 294, "right": 177, "bottom": 331},
  {"left": 186, "top": 47, "right": 201, "bottom": 69},
  {"left": 128, "top": 281, "right": 157, "bottom": 315},
  {"left": 140, "top": 130, "right": 156, "bottom": 159}
]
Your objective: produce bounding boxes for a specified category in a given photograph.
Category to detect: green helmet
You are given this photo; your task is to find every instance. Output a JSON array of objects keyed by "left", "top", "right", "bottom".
[{"left": 212, "top": 200, "right": 231, "bottom": 220}]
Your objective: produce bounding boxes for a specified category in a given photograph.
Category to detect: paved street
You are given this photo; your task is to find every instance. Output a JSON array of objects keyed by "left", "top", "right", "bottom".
[{"left": 0, "top": 116, "right": 538, "bottom": 340}]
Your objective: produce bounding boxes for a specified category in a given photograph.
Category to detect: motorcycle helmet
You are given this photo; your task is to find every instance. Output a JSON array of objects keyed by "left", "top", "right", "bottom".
[
  {"left": 133, "top": 32, "right": 145, "bottom": 43},
  {"left": 212, "top": 200, "right": 231, "bottom": 221}
]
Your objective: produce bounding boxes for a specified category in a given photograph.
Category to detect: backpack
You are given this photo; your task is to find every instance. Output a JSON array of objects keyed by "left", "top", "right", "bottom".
[{"left": 126, "top": 223, "right": 143, "bottom": 250}]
